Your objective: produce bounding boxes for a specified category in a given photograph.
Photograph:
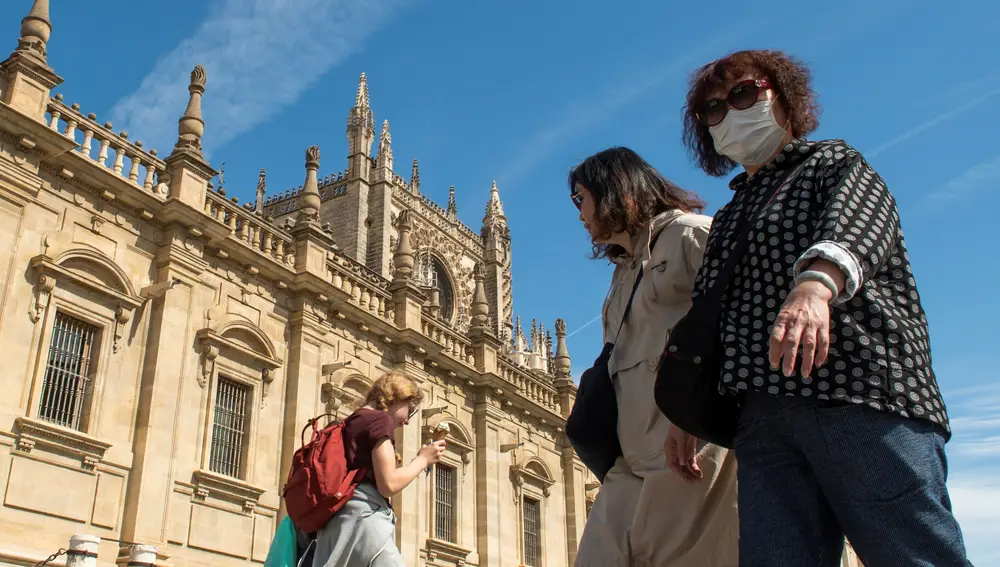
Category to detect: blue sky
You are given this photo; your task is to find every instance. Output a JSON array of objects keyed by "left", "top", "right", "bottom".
[{"left": 5, "top": 0, "right": 997, "bottom": 562}]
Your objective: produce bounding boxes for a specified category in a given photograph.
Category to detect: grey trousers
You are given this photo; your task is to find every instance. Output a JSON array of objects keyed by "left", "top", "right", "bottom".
[{"left": 312, "top": 482, "right": 404, "bottom": 567}]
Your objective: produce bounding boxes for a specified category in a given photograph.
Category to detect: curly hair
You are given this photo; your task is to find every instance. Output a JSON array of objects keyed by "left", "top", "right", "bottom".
[
  {"left": 364, "top": 371, "right": 424, "bottom": 411},
  {"left": 569, "top": 146, "right": 706, "bottom": 260},
  {"left": 682, "top": 49, "right": 822, "bottom": 177}
]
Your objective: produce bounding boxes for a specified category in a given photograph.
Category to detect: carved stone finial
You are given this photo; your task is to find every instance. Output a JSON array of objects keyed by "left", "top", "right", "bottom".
[
  {"left": 15, "top": 0, "right": 52, "bottom": 61},
  {"left": 174, "top": 65, "right": 207, "bottom": 155},
  {"left": 553, "top": 317, "right": 571, "bottom": 378},
  {"left": 447, "top": 185, "right": 457, "bottom": 218},
  {"left": 297, "top": 146, "right": 322, "bottom": 222},
  {"left": 470, "top": 263, "right": 489, "bottom": 329},
  {"left": 254, "top": 168, "right": 267, "bottom": 215},
  {"left": 375, "top": 120, "right": 393, "bottom": 177},
  {"left": 392, "top": 210, "right": 414, "bottom": 281},
  {"left": 410, "top": 159, "right": 421, "bottom": 195}
]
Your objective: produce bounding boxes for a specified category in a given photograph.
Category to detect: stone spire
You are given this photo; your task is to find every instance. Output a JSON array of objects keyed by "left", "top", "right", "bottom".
[
  {"left": 254, "top": 168, "right": 266, "bottom": 215},
  {"left": 346, "top": 72, "right": 375, "bottom": 180},
  {"left": 174, "top": 65, "right": 207, "bottom": 156},
  {"left": 14, "top": 0, "right": 51, "bottom": 62},
  {"left": 410, "top": 159, "right": 421, "bottom": 195},
  {"left": 298, "top": 146, "right": 321, "bottom": 223},
  {"left": 483, "top": 180, "right": 506, "bottom": 222},
  {"left": 470, "top": 263, "right": 489, "bottom": 330},
  {"left": 447, "top": 185, "right": 457, "bottom": 219},
  {"left": 392, "top": 210, "right": 415, "bottom": 281},
  {"left": 553, "top": 318, "right": 573, "bottom": 384},
  {"left": 375, "top": 119, "right": 393, "bottom": 180}
]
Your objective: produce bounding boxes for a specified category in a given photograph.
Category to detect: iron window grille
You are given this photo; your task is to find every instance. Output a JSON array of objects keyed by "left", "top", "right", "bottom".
[
  {"left": 209, "top": 376, "right": 250, "bottom": 478},
  {"left": 39, "top": 311, "right": 98, "bottom": 431},
  {"left": 434, "top": 463, "right": 457, "bottom": 542},
  {"left": 523, "top": 497, "right": 541, "bottom": 567}
]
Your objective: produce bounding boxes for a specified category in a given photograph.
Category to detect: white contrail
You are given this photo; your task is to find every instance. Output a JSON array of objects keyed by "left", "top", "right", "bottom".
[{"left": 110, "top": 0, "right": 411, "bottom": 154}]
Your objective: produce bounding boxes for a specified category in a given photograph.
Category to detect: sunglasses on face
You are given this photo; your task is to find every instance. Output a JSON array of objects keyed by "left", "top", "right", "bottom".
[
  {"left": 570, "top": 191, "right": 583, "bottom": 209},
  {"left": 696, "top": 78, "right": 772, "bottom": 127},
  {"left": 408, "top": 405, "right": 419, "bottom": 421}
]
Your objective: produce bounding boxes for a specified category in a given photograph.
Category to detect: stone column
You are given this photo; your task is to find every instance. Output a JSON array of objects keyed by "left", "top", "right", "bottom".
[{"left": 66, "top": 534, "right": 99, "bottom": 567}]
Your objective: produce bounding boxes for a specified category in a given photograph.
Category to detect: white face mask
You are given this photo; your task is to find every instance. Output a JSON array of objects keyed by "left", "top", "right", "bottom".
[{"left": 709, "top": 99, "right": 788, "bottom": 166}]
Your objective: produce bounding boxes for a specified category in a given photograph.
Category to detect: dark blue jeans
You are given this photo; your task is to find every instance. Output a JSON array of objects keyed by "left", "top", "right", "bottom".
[{"left": 734, "top": 391, "right": 973, "bottom": 567}]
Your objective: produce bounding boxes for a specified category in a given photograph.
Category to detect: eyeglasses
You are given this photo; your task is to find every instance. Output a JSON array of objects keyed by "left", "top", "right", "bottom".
[
  {"left": 696, "top": 78, "right": 771, "bottom": 127},
  {"left": 570, "top": 191, "right": 583, "bottom": 209},
  {"left": 407, "top": 405, "right": 419, "bottom": 421}
]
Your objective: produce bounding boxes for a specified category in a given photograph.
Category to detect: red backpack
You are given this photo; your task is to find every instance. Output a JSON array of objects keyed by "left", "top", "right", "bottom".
[{"left": 282, "top": 414, "right": 366, "bottom": 534}]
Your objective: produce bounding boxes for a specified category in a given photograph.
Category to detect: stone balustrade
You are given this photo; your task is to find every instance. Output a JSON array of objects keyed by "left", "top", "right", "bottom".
[
  {"left": 421, "top": 315, "right": 475, "bottom": 366},
  {"left": 499, "top": 359, "right": 561, "bottom": 414},
  {"left": 45, "top": 95, "right": 168, "bottom": 198},
  {"left": 327, "top": 255, "right": 395, "bottom": 324},
  {"left": 204, "top": 190, "right": 295, "bottom": 266}
]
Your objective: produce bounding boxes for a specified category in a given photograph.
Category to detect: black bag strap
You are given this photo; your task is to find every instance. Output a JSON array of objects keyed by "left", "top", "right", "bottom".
[
  {"left": 697, "top": 160, "right": 809, "bottom": 305},
  {"left": 611, "top": 230, "right": 664, "bottom": 345}
]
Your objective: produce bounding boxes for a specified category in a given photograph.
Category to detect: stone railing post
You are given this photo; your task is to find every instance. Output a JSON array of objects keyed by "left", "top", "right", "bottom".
[
  {"left": 119, "top": 544, "right": 157, "bottom": 567},
  {"left": 67, "top": 534, "right": 100, "bottom": 567}
]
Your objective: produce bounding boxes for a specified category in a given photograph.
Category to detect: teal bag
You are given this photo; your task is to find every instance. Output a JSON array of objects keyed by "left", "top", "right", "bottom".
[{"left": 264, "top": 516, "right": 299, "bottom": 567}]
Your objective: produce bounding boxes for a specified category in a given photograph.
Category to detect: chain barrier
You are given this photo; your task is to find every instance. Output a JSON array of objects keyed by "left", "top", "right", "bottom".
[{"left": 32, "top": 548, "right": 66, "bottom": 567}]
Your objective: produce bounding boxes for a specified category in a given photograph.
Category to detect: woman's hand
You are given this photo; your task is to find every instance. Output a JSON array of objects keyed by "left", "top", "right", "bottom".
[
  {"left": 769, "top": 280, "right": 833, "bottom": 378},
  {"left": 664, "top": 425, "right": 703, "bottom": 483},
  {"left": 417, "top": 440, "right": 446, "bottom": 466}
]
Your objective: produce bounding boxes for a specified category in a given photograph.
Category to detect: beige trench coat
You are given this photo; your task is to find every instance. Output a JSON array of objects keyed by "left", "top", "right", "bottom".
[{"left": 575, "top": 210, "right": 739, "bottom": 567}]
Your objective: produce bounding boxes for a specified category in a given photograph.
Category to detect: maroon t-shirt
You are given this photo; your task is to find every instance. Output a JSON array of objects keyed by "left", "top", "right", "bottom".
[{"left": 342, "top": 407, "right": 396, "bottom": 480}]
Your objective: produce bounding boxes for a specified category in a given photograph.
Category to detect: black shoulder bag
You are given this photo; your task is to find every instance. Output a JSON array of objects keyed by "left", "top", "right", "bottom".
[
  {"left": 566, "top": 234, "right": 658, "bottom": 483},
  {"left": 654, "top": 162, "right": 806, "bottom": 449}
]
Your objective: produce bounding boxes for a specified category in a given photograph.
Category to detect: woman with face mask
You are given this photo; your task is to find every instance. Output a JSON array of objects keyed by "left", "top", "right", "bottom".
[
  {"left": 569, "top": 147, "right": 739, "bottom": 567},
  {"left": 669, "top": 49, "right": 973, "bottom": 566}
]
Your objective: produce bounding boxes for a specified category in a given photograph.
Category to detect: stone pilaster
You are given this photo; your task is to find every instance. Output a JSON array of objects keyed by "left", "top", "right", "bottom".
[
  {"left": 561, "top": 444, "right": 584, "bottom": 566},
  {"left": 473, "top": 390, "right": 507, "bottom": 567},
  {"left": 120, "top": 258, "right": 202, "bottom": 546},
  {"left": 276, "top": 306, "right": 328, "bottom": 519}
]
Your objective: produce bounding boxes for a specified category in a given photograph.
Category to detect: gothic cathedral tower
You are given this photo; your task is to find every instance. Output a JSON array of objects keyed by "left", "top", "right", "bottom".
[{"left": 481, "top": 181, "right": 514, "bottom": 343}]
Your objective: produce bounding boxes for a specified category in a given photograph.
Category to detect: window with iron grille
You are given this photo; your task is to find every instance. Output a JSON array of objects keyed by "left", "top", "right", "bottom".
[
  {"left": 209, "top": 376, "right": 251, "bottom": 478},
  {"left": 523, "top": 497, "right": 541, "bottom": 566},
  {"left": 39, "top": 311, "right": 99, "bottom": 431},
  {"left": 434, "top": 464, "right": 457, "bottom": 542}
]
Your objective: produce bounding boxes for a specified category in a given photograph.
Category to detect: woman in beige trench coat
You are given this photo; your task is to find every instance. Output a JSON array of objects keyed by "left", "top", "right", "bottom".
[{"left": 569, "top": 147, "right": 739, "bottom": 567}]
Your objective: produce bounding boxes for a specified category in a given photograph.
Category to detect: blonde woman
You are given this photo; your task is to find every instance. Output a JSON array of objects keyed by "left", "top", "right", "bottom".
[{"left": 313, "top": 371, "right": 445, "bottom": 567}]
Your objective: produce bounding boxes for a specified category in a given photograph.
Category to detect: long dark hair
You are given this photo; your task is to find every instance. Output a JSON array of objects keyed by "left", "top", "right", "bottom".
[{"left": 569, "top": 147, "right": 705, "bottom": 259}]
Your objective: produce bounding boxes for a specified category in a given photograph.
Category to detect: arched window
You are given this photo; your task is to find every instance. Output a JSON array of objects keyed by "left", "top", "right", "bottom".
[
  {"left": 417, "top": 250, "right": 455, "bottom": 322},
  {"left": 431, "top": 257, "right": 454, "bottom": 321}
]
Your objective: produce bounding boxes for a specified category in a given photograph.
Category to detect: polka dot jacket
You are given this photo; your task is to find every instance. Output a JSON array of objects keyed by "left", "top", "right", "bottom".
[{"left": 692, "top": 138, "right": 950, "bottom": 435}]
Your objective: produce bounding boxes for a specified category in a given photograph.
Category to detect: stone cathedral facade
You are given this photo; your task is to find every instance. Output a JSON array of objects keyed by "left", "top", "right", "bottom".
[{"left": 0, "top": 2, "right": 599, "bottom": 566}]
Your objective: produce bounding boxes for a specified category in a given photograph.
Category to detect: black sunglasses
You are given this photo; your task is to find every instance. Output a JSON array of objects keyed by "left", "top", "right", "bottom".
[{"left": 696, "top": 78, "right": 772, "bottom": 127}]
